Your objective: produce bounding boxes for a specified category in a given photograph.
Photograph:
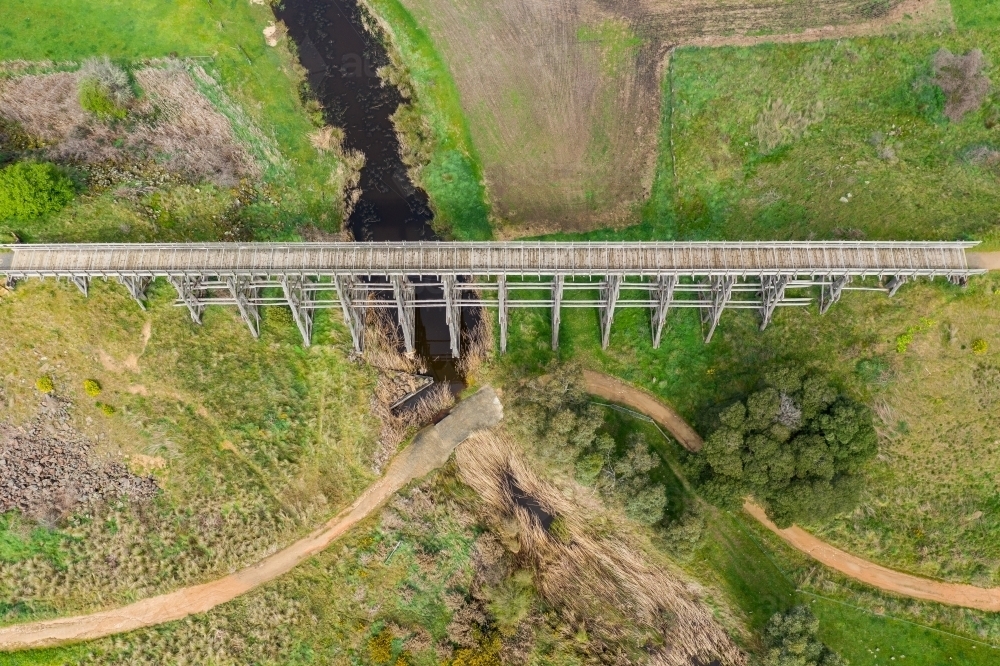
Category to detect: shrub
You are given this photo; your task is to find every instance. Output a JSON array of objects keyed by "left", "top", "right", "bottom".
[
  {"left": 931, "top": 49, "right": 991, "bottom": 123},
  {"left": 972, "top": 338, "right": 989, "bottom": 354},
  {"left": 367, "top": 628, "right": 393, "bottom": 664},
  {"left": 35, "top": 376, "right": 54, "bottom": 393},
  {"left": 698, "top": 366, "right": 878, "bottom": 527},
  {"left": 83, "top": 379, "right": 102, "bottom": 397},
  {"left": 78, "top": 56, "right": 133, "bottom": 120},
  {"left": 0, "top": 162, "right": 75, "bottom": 221},
  {"left": 97, "top": 402, "right": 116, "bottom": 416},
  {"left": 763, "top": 606, "right": 844, "bottom": 666}
]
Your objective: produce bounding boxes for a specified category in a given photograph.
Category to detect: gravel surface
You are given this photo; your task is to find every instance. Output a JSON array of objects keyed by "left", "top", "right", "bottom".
[{"left": 0, "top": 395, "right": 159, "bottom": 521}]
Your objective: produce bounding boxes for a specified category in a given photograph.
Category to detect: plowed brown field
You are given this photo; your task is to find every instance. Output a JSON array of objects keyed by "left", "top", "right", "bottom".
[{"left": 392, "top": 0, "right": 951, "bottom": 234}]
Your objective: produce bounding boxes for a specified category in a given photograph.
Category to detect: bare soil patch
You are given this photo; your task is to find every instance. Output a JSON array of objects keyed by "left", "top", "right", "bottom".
[
  {"left": 0, "top": 396, "right": 158, "bottom": 522},
  {"left": 396, "top": 0, "right": 946, "bottom": 235},
  {"left": 0, "top": 63, "right": 259, "bottom": 186}
]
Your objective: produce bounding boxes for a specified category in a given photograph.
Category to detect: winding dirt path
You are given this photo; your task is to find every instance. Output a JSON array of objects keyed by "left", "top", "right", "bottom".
[
  {"left": 582, "top": 370, "right": 1000, "bottom": 612},
  {"left": 583, "top": 370, "right": 703, "bottom": 451},
  {"left": 0, "top": 387, "right": 504, "bottom": 652}
]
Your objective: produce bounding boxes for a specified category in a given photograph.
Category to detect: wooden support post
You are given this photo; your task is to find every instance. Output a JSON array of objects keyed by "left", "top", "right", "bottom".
[
  {"left": 651, "top": 275, "right": 676, "bottom": 349},
  {"left": 759, "top": 274, "right": 789, "bottom": 331},
  {"left": 600, "top": 274, "right": 622, "bottom": 350},
  {"left": 334, "top": 275, "right": 364, "bottom": 353},
  {"left": 227, "top": 277, "right": 260, "bottom": 339},
  {"left": 704, "top": 275, "right": 734, "bottom": 343},
  {"left": 498, "top": 274, "right": 508, "bottom": 354},
  {"left": 168, "top": 276, "right": 204, "bottom": 324},
  {"left": 442, "top": 275, "right": 461, "bottom": 358},
  {"left": 885, "top": 275, "right": 908, "bottom": 297},
  {"left": 282, "top": 276, "right": 315, "bottom": 347},
  {"left": 71, "top": 275, "right": 89, "bottom": 297},
  {"left": 819, "top": 275, "right": 848, "bottom": 314},
  {"left": 118, "top": 275, "right": 151, "bottom": 310},
  {"left": 551, "top": 274, "right": 564, "bottom": 351},
  {"left": 390, "top": 274, "right": 416, "bottom": 354}
]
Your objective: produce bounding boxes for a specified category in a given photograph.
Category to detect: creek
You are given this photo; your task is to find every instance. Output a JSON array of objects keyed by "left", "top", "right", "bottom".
[{"left": 276, "top": 0, "right": 473, "bottom": 386}]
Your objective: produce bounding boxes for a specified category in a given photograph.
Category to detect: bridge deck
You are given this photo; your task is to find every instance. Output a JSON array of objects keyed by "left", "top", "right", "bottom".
[{"left": 0, "top": 241, "right": 978, "bottom": 277}]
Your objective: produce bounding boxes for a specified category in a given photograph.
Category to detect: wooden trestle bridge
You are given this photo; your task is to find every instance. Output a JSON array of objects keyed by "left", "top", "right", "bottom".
[{"left": 0, "top": 241, "right": 982, "bottom": 356}]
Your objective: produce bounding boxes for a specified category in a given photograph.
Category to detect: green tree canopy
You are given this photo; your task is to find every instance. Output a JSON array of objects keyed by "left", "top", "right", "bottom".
[
  {"left": 763, "top": 606, "right": 844, "bottom": 666},
  {"left": 0, "top": 161, "right": 75, "bottom": 222},
  {"left": 697, "top": 367, "right": 877, "bottom": 527}
]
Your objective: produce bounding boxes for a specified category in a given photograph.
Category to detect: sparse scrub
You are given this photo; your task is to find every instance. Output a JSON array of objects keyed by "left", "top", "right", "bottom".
[
  {"left": 0, "top": 162, "right": 75, "bottom": 222},
  {"left": 930, "top": 48, "right": 991, "bottom": 123}
]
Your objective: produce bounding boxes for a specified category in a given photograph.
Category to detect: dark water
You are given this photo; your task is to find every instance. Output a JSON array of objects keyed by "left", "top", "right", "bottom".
[{"left": 276, "top": 0, "right": 471, "bottom": 381}]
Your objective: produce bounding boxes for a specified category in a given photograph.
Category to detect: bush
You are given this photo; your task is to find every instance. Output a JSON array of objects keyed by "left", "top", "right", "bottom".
[
  {"left": 78, "top": 79, "right": 128, "bottom": 121},
  {"left": 78, "top": 56, "right": 133, "bottom": 121},
  {"left": 972, "top": 338, "right": 989, "bottom": 355},
  {"left": 0, "top": 162, "right": 75, "bottom": 221},
  {"left": 35, "top": 376, "right": 54, "bottom": 393},
  {"left": 83, "top": 379, "right": 102, "bottom": 397},
  {"left": 97, "top": 402, "right": 116, "bottom": 416},
  {"left": 698, "top": 367, "right": 878, "bottom": 527},
  {"left": 763, "top": 606, "right": 844, "bottom": 666}
]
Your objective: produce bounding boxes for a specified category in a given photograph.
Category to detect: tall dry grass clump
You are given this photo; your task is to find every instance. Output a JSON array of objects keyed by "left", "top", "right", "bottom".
[
  {"left": 753, "top": 98, "right": 825, "bottom": 153},
  {"left": 931, "top": 49, "right": 991, "bottom": 122},
  {"left": 457, "top": 308, "right": 494, "bottom": 379},
  {"left": 455, "top": 429, "right": 746, "bottom": 666},
  {"left": 79, "top": 56, "right": 134, "bottom": 107}
]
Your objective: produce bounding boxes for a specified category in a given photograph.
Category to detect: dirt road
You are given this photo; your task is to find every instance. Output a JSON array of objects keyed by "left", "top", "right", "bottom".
[
  {"left": 583, "top": 370, "right": 703, "bottom": 451},
  {"left": 582, "top": 370, "right": 1000, "bottom": 612},
  {"left": 0, "top": 386, "right": 504, "bottom": 652},
  {"left": 745, "top": 502, "right": 1000, "bottom": 612}
]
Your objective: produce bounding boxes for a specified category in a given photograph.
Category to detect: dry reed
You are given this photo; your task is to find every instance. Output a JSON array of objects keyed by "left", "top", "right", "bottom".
[{"left": 456, "top": 429, "right": 747, "bottom": 666}]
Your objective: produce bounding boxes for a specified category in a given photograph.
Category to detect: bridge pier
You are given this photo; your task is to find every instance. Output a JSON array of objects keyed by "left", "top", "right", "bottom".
[
  {"left": 227, "top": 277, "right": 260, "bottom": 338},
  {"left": 551, "top": 274, "right": 564, "bottom": 351},
  {"left": 819, "top": 275, "right": 849, "bottom": 315},
  {"left": 334, "top": 275, "right": 364, "bottom": 353},
  {"left": 118, "top": 276, "right": 151, "bottom": 310},
  {"left": 885, "top": 275, "right": 908, "bottom": 297},
  {"left": 169, "top": 276, "right": 205, "bottom": 324},
  {"left": 651, "top": 275, "right": 677, "bottom": 349},
  {"left": 703, "top": 276, "right": 735, "bottom": 343},
  {"left": 497, "top": 275, "right": 509, "bottom": 354},
  {"left": 600, "top": 275, "right": 622, "bottom": 350},
  {"left": 442, "top": 275, "right": 461, "bottom": 358},
  {"left": 760, "top": 275, "right": 789, "bottom": 330},
  {"left": 71, "top": 276, "right": 88, "bottom": 297},
  {"left": 390, "top": 275, "right": 417, "bottom": 354},
  {"left": 282, "top": 277, "right": 315, "bottom": 347}
]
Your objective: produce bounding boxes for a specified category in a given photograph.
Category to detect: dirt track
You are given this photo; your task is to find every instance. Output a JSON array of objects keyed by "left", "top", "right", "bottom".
[
  {"left": 582, "top": 370, "right": 1000, "bottom": 612},
  {"left": 583, "top": 370, "right": 703, "bottom": 451},
  {"left": 0, "top": 387, "right": 503, "bottom": 652}
]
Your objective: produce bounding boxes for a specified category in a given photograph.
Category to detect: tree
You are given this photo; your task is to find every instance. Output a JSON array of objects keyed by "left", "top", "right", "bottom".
[
  {"left": 0, "top": 162, "right": 75, "bottom": 221},
  {"left": 699, "top": 367, "right": 877, "bottom": 527},
  {"left": 763, "top": 606, "right": 843, "bottom": 666}
]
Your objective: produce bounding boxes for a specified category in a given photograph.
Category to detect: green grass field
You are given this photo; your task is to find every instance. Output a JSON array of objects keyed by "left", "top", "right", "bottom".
[{"left": 364, "top": 0, "right": 493, "bottom": 241}]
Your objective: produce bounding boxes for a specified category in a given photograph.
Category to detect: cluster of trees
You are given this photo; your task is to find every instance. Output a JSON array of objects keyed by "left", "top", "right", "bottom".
[
  {"left": 692, "top": 367, "right": 877, "bottom": 527},
  {"left": 764, "top": 606, "right": 843, "bottom": 666},
  {"left": 507, "top": 363, "right": 668, "bottom": 525},
  {"left": 0, "top": 161, "right": 75, "bottom": 224}
]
